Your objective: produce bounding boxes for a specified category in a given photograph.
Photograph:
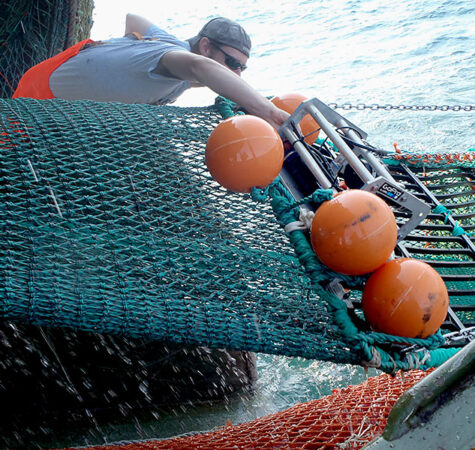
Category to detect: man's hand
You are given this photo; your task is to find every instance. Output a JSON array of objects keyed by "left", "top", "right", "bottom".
[{"left": 265, "top": 105, "right": 290, "bottom": 131}]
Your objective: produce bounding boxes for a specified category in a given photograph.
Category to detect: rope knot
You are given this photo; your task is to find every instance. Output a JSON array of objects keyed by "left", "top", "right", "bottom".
[
  {"left": 311, "top": 189, "right": 333, "bottom": 205},
  {"left": 432, "top": 204, "right": 450, "bottom": 223},
  {"left": 284, "top": 209, "right": 315, "bottom": 233},
  {"left": 361, "top": 346, "right": 382, "bottom": 369},
  {"left": 250, "top": 177, "right": 281, "bottom": 202}
]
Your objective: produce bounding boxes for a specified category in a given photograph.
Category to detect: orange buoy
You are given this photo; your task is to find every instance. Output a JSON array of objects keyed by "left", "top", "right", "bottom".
[
  {"left": 271, "top": 93, "right": 320, "bottom": 145},
  {"left": 362, "top": 258, "right": 449, "bottom": 338},
  {"left": 310, "top": 190, "right": 397, "bottom": 275},
  {"left": 205, "top": 115, "right": 284, "bottom": 193}
]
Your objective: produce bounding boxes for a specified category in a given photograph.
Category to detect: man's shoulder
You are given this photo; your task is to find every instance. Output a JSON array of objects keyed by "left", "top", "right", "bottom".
[
  {"left": 142, "top": 24, "right": 190, "bottom": 48},
  {"left": 83, "top": 35, "right": 189, "bottom": 55}
]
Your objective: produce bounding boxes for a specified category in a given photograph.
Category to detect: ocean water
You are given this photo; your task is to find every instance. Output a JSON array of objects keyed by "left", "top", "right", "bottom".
[
  {"left": 93, "top": 0, "right": 474, "bottom": 154},
  {"left": 35, "top": 0, "right": 475, "bottom": 446}
]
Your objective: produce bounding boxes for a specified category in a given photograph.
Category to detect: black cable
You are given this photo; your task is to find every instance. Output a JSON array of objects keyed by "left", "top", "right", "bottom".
[
  {"left": 305, "top": 142, "right": 341, "bottom": 189},
  {"left": 334, "top": 127, "right": 394, "bottom": 155},
  {"left": 286, "top": 123, "right": 344, "bottom": 190},
  {"left": 335, "top": 126, "right": 364, "bottom": 140}
]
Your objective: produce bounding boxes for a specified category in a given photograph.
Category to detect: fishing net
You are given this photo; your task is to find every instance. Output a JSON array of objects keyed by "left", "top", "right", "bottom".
[
  {"left": 74, "top": 369, "right": 431, "bottom": 450},
  {"left": 0, "top": 98, "right": 473, "bottom": 374},
  {"left": 0, "top": 0, "right": 93, "bottom": 98}
]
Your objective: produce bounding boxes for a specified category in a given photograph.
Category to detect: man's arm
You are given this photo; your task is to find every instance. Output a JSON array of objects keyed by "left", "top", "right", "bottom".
[
  {"left": 160, "top": 51, "right": 289, "bottom": 129},
  {"left": 124, "top": 13, "right": 154, "bottom": 36}
]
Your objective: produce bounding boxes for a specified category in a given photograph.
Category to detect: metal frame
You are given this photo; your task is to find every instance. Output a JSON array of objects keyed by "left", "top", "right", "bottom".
[
  {"left": 278, "top": 97, "right": 431, "bottom": 240},
  {"left": 277, "top": 97, "right": 474, "bottom": 347}
]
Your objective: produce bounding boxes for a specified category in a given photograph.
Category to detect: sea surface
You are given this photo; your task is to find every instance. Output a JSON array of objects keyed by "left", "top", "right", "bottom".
[
  {"left": 39, "top": 0, "right": 475, "bottom": 446},
  {"left": 93, "top": 0, "right": 474, "bottom": 154}
]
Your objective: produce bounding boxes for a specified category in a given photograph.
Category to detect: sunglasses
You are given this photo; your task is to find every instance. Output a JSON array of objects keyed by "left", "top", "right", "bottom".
[{"left": 211, "top": 42, "right": 247, "bottom": 72}]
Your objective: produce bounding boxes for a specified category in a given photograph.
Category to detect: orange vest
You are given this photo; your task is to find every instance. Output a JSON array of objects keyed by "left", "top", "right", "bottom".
[{"left": 13, "top": 39, "right": 94, "bottom": 99}]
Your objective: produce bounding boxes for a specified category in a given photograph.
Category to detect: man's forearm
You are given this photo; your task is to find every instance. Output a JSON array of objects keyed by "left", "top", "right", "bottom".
[
  {"left": 191, "top": 57, "right": 289, "bottom": 128},
  {"left": 160, "top": 51, "right": 289, "bottom": 128}
]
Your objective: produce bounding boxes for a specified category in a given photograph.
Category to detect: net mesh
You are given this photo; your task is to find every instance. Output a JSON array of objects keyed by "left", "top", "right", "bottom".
[
  {"left": 0, "top": 98, "right": 356, "bottom": 364},
  {"left": 79, "top": 369, "right": 431, "bottom": 450},
  {"left": 0, "top": 98, "right": 473, "bottom": 373},
  {"left": 0, "top": 0, "right": 94, "bottom": 98}
]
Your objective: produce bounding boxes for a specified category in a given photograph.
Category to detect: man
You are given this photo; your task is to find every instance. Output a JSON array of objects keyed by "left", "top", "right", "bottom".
[{"left": 13, "top": 14, "right": 289, "bottom": 129}]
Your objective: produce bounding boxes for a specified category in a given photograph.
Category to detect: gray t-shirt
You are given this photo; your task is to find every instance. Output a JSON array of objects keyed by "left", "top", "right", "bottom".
[{"left": 50, "top": 25, "right": 191, "bottom": 105}]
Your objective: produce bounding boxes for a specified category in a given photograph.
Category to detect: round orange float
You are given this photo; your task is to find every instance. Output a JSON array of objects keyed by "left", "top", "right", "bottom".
[
  {"left": 362, "top": 258, "right": 449, "bottom": 338},
  {"left": 205, "top": 115, "right": 284, "bottom": 193},
  {"left": 271, "top": 93, "right": 320, "bottom": 145},
  {"left": 310, "top": 190, "right": 397, "bottom": 275}
]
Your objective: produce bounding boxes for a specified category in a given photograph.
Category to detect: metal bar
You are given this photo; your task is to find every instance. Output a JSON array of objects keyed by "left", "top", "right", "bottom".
[
  {"left": 389, "top": 171, "right": 473, "bottom": 182},
  {"left": 430, "top": 212, "right": 475, "bottom": 221},
  {"left": 434, "top": 191, "right": 475, "bottom": 200},
  {"left": 438, "top": 200, "right": 475, "bottom": 209},
  {"left": 402, "top": 235, "right": 465, "bottom": 243},
  {"left": 447, "top": 308, "right": 470, "bottom": 330},
  {"left": 423, "top": 260, "right": 475, "bottom": 267},
  {"left": 395, "top": 208, "right": 475, "bottom": 221},
  {"left": 446, "top": 305, "right": 475, "bottom": 311},
  {"left": 407, "top": 222, "right": 475, "bottom": 231},
  {"left": 439, "top": 274, "right": 475, "bottom": 282},
  {"left": 446, "top": 290, "right": 475, "bottom": 296},
  {"left": 401, "top": 246, "right": 472, "bottom": 255},
  {"left": 281, "top": 127, "right": 333, "bottom": 189},
  {"left": 423, "top": 181, "right": 474, "bottom": 190},
  {"left": 306, "top": 103, "right": 375, "bottom": 184},
  {"left": 336, "top": 118, "right": 399, "bottom": 184}
]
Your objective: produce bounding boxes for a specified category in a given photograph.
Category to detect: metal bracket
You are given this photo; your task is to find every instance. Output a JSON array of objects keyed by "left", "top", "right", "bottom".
[
  {"left": 363, "top": 177, "right": 430, "bottom": 241},
  {"left": 278, "top": 97, "right": 431, "bottom": 240}
]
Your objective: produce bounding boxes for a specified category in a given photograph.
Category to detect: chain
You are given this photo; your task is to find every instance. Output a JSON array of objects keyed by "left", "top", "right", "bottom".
[{"left": 328, "top": 103, "right": 474, "bottom": 111}]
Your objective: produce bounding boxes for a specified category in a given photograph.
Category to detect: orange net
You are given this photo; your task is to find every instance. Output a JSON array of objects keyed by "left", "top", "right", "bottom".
[
  {"left": 390, "top": 151, "right": 474, "bottom": 166},
  {"left": 79, "top": 370, "right": 430, "bottom": 450}
]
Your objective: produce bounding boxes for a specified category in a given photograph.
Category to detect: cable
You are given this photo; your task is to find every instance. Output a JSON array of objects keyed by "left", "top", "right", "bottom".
[{"left": 334, "top": 127, "right": 394, "bottom": 155}]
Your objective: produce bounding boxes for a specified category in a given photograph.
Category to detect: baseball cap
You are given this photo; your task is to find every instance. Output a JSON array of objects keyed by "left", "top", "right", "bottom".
[{"left": 188, "top": 17, "right": 252, "bottom": 57}]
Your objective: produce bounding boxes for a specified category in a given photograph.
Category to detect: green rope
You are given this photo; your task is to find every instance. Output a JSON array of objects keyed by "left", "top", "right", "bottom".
[
  {"left": 253, "top": 180, "right": 451, "bottom": 372},
  {"left": 217, "top": 95, "right": 462, "bottom": 372},
  {"left": 432, "top": 205, "right": 472, "bottom": 236},
  {"left": 214, "top": 96, "right": 245, "bottom": 119},
  {"left": 433, "top": 204, "right": 451, "bottom": 224},
  {"left": 298, "top": 189, "right": 334, "bottom": 208},
  {"left": 453, "top": 225, "right": 471, "bottom": 237}
]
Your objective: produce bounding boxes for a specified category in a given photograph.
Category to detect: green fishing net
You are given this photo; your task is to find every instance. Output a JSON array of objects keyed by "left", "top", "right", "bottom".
[{"left": 1, "top": 98, "right": 473, "bottom": 373}]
